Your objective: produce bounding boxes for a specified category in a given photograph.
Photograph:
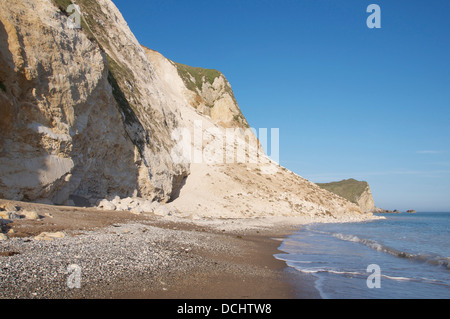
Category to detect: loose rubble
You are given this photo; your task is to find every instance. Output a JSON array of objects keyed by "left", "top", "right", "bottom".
[{"left": 97, "top": 196, "right": 174, "bottom": 217}]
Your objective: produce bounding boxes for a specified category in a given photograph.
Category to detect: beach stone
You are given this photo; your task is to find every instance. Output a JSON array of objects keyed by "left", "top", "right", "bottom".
[
  {"left": 154, "top": 205, "right": 171, "bottom": 217},
  {"left": 34, "top": 232, "right": 65, "bottom": 241},
  {"left": 22, "top": 210, "right": 40, "bottom": 220},
  {"left": 140, "top": 200, "right": 159, "bottom": 214},
  {"left": 0, "top": 233, "right": 8, "bottom": 241},
  {"left": 0, "top": 212, "right": 9, "bottom": 220},
  {"left": 0, "top": 211, "right": 22, "bottom": 220},
  {"left": 115, "top": 202, "right": 128, "bottom": 211},
  {"left": 118, "top": 197, "right": 137, "bottom": 211},
  {"left": 0, "top": 202, "right": 19, "bottom": 212},
  {"left": 98, "top": 199, "right": 116, "bottom": 211},
  {"left": 123, "top": 197, "right": 137, "bottom": 205},
  {"left": 111, "top": 198, "right": 126, "bottom": 211},
  {"left": 110, "top": 196, "right": 121, "bottom": 205},
  {"left": 0, "top": 218, "right": 9, "bottom": 226},
  {"left": 130, "top": 205, "right": 144, "bottom": 215},
  {"left": 115, "top": 197, "right": 148, "bottom": 212}
]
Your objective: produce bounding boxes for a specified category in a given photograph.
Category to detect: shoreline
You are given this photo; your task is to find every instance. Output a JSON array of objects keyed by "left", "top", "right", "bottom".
[
  {"left": 0, "top": 200, "right": 380, "bottom": 299},
  {"left": 112, "top": 227, "right": 313, "bottom": 299}
]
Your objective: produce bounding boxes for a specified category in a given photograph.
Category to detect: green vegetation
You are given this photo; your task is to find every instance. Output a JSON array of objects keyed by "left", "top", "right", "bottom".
[
  {"left": 77, "top": 0, "right": 114, "bottom": 49},
  {"left": 107, "top": 66, "right": 134, "bottom": 125},
  {"left": 174, "top": 61, "right": 249, "bottom": 128},
  {"left": 174, "top": 62, "right": 221, "bottom": 92},
  {"left": 106, "top": 59, "right": 146, "bottom": 153},
  {"left": 0, "top": 81, "right": 6, "bottom": 92},
  {"left": 52, "top": 0, "right": 73, "bottom": 15},
  {"left": 233, "top": 112, "right": 250, "bottom": 128},
  {"left": 316, "top": 179, "right": 369, "bottom": 204},
  {"left": 106, "top": 54, "right": 140, "bottom": 124},
  {"left": 233, "top": 114, "right": 242, "bottom": 122}
]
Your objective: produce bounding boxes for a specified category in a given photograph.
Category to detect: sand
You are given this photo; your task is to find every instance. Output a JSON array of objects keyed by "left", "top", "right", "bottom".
[{"left": 0, "top": 199, "right": 323, "bottom": 299}]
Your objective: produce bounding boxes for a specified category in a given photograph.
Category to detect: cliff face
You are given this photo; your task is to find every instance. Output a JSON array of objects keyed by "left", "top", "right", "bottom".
[
  {"left": 356, "top": 185, "right": 376, "bottom": 213},
  {"left": 316, "top": 179, "right": 376, "bottom": 213},
  {"left": 142, "top": 47, "right": 258, "bottom": 146},
  {"left": 0, "top": 0, "right": 372, "bottom": 221},
  {"left": 0, "top": 0, "right": 256, "bottom": 205},
  {"left": 0, "top": 0, "right": 191, "bottom": 204},
  {"left": 173, "top": 61, "right": 250, "bottom": 130}
]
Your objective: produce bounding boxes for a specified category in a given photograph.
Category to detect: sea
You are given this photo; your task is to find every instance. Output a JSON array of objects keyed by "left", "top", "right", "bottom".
[{"left": 275, "top": 212, "right": 450, "bottom": 299}]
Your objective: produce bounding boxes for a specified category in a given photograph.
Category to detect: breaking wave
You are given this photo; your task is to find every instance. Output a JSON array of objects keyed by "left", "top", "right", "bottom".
[{"left": 332, "top": 233, "right": 450, "bottom": 270}]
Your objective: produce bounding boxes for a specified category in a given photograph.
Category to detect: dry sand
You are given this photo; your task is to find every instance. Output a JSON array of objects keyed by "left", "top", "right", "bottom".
[{"left": 0, "top": 199, "right": 323, "bottom": 299}]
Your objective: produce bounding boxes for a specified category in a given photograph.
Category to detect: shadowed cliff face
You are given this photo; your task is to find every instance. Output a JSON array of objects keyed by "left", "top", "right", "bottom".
[
  {"left": 0, "top": 20, "right": 15, "bottom": 152},
  {"left": 0, "top": 0, "right": 189, "bottom": 204}
]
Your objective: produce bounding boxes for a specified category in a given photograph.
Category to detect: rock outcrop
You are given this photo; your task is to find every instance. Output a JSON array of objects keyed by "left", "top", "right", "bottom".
[
  {"left": 0, "top": 0, "right": 375, "bottom": 221},
  {"left": 316, "top": 179, "right": 376, "bottom": 213},
  {"left": 143, "top": 47, "right": 251, "bottom": 130},
  {"left": 0, "top": 0, "right": 190, "bottom": 204}
]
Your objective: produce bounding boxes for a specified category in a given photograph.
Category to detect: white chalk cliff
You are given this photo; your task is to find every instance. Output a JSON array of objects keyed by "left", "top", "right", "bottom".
[{"left": 0, "top": 0, "right": 374, "bottom": 220}]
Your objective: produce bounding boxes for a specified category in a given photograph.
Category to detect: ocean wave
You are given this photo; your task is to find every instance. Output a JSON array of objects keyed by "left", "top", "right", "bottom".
[
  {"left": 288, "top": 266, "right": 364, "bottom": 277},
  {"left": 331, "top": 233, "right": 450, "bottom": 270},
  {"left": 286, "top": 263, "right": 449, "bottom": 287},
  {"left": 286, "top": 264, "right": 417, "bottom": 281},
  {"left": 381, "top": 275, "right": 413, "bottom": 281}
]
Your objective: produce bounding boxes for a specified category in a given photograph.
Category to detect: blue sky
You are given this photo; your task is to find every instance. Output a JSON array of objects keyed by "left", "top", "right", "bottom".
[{"left": 112, "top": 0, "right": 450, "bottom": 212}]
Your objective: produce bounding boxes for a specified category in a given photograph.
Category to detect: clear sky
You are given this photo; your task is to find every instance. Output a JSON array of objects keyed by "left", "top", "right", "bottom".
[{"left": 112, "top": 0, "right": 450, "bottom": 212}]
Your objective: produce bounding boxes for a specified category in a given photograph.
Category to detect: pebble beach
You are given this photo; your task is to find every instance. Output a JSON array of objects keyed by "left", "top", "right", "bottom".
[{"left": 0, "top": 200, "right": 311, "bottom": 299}]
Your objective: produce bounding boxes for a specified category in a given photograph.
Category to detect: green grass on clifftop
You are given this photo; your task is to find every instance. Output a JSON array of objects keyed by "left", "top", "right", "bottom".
[
  {"left": 174, "top": 62, "right": 221, "bottom": 92},
  {"left": 174, "top": 62, "right": 249, "bottom": 128},
  {"left": 316, "top": 179, "right": 369, "bottom": 204}
]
